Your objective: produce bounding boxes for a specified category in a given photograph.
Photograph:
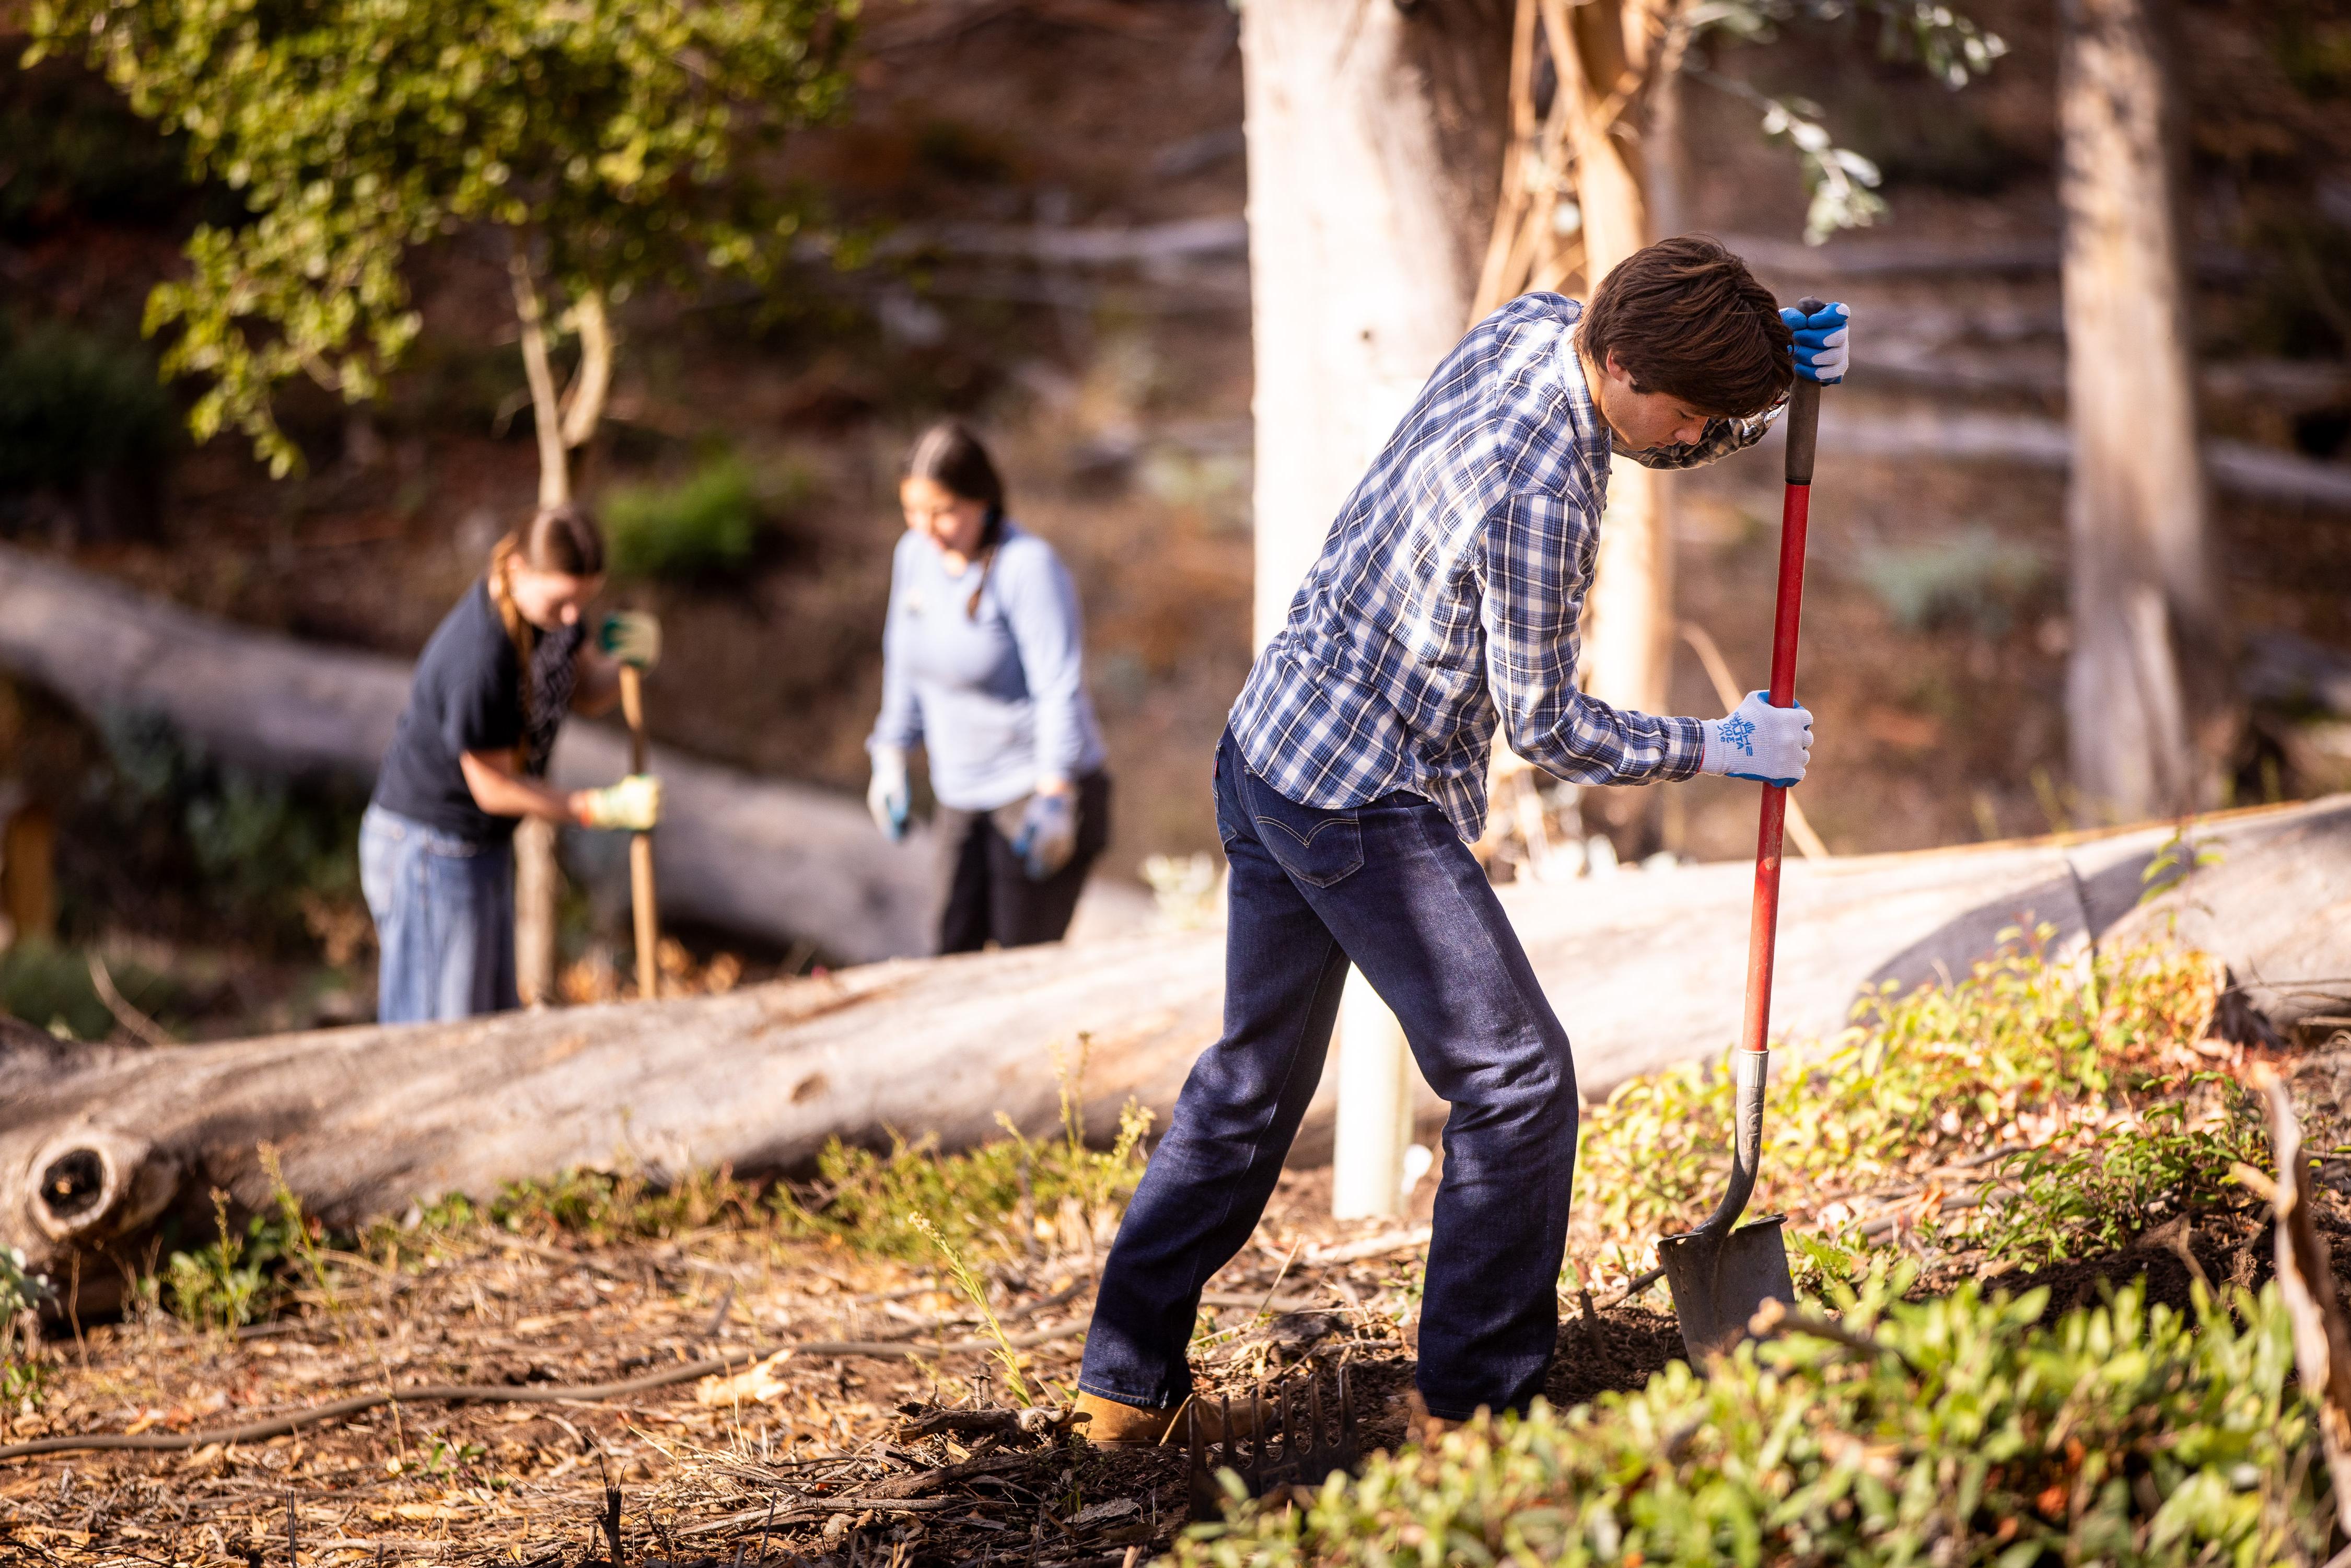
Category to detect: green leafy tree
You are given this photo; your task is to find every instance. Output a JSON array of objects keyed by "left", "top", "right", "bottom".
[{"left": 25, "top": 0, "right": 859, "bottom": 498}]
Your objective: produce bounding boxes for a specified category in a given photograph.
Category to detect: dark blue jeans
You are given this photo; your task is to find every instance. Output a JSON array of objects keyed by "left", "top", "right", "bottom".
[{"left": 1079, "top": 729, "right": 1579, "bottom": 1420}]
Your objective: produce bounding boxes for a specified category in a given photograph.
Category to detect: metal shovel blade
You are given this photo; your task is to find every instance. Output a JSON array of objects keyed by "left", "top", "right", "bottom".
[{"left": 1658, "top": 1213, "right": 1794, "bottom": 1363}]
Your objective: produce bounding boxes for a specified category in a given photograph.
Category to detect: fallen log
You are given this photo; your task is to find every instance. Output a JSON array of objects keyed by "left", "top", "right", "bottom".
[
  {"left": 0, "top": 543, "right": 1150, "bottom": 962},
  {"left": 5, "top": 796, "right": 2345, "bottom": 1307}
]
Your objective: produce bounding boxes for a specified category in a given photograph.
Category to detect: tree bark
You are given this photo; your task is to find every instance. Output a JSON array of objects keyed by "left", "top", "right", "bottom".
[
  {"left": 1239, "top": 0, "right": 1511, "bottom": 646},
  {"left": 2058, "top": 0, "right": 2230, "bottom": 819},
  {"left": 1552, "top": 0, "right": 1676, "bottom": 721},
  {"left": 6, "top": 794, "right": 2343, "bottom": 1305}
]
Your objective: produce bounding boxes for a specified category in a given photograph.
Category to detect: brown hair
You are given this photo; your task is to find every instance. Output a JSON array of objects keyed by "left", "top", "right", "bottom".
[
  {"left": 487, "top": 502, "right": 606, "bottom": 720},
  {"left": 903, "top": 421, "right": 1007, "bottom": 620},
  {"left": 1577, "top": 236, "right": 1794, "bottom": 419}
]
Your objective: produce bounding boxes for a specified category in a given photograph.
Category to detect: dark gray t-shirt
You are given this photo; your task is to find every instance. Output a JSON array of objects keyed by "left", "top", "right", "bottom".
[{"left": 373, "top": 581, "right": 580, "bottom": 843}]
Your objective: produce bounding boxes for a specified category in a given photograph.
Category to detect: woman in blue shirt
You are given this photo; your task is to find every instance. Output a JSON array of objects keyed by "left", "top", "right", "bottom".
[{"left": 867, "top": 423, "right": 1111, "bottom": 953}]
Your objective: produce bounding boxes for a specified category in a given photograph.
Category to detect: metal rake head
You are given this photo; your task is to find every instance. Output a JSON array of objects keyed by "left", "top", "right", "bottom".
[{"left": 1185, "top": 1365, "right": 1357, "bottom": 1516}]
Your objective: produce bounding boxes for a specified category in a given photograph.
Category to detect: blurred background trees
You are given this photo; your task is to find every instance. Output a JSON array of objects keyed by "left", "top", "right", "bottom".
[{"left": 0, "top": 0, "right": 2345, "bottom": 1035}]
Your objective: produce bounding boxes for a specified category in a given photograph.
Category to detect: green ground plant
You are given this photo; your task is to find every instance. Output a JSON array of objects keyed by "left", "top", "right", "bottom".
[
  {"left": 166, "top": 1189, "right": 292, "bottom": 1334},
  {"left": 1179, "top": 1273, "right": 2332, "bottom": 1568},
  {"left": 606, "top": 456, "right": 781, "bottom": 582},
  {"left": 1575, "top": 934, "right": 2250, "bottom": 1271},
  {"left": 0, "top": 1244, "right": 50, "bottom": 1412},
  {"left": 781, "top": 1047, "right": 1154, "bottom": 1265}
]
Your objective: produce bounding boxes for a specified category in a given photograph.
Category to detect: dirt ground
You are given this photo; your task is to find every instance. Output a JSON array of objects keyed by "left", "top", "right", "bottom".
[{"left": 1, "top": 1040, "right": 2332, "bottom": 1568}]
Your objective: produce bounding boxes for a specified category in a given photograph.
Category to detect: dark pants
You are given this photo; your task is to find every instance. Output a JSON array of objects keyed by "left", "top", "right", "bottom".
[
  {"left": 935, "top": 769, "right": 1112, "bottom": 954},
  {"left": 1078, "top": 730, "right": 1578, "bottom": 1420}
]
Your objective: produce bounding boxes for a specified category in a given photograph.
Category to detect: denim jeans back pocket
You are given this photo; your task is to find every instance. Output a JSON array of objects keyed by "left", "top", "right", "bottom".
[{"left": 1248, "top": 780, "right": 1364, "bottom": 889}]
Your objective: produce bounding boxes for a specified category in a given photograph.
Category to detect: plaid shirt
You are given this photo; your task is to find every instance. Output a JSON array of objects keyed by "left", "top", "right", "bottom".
[{"left": 1231, "top": 293, "right": 1777, "bottom": 844}]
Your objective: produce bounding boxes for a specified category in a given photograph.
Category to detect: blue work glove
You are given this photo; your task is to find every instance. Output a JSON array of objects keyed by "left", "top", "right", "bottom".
[
  {"left": 867, "top": 746, "right": 910, "bottom": 842},
  {"left": 1700, "top": 691, "right": 1815, "bottom": 788},
  {"left": 1010, "top": 789, "right": 1077, "bottom": 881},
  {"left": 1781, "top": 301, "right": 1850, "bottom": 385}
]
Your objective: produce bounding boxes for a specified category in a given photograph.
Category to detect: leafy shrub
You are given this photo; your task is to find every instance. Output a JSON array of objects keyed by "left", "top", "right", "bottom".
[
  {"left": 91, "top": 708, "right": 365, "bottom": 954},
  {"left": 1853, "top": 525, "right": 2045, "bottom": 635},
  {"left": 166, "top": 1194, "right": 293, "bottom": 1334},
  {"left": 605, "top": 456, "right": 771, "bottom": 581},
  {"left": 1, "top": 1245, "right": 51, "bottom": 1410},
  {"left": 0, "top": 324, "right": 172, "bottom": 496},
  {"left": 1179, "top": 1275, "right": 2332, "bottom": 1568},
  {"left": 782, "top": 1049, "right": 1154, "bottom": 1264},
  {"left": 1575, "top": 936, "right": 2234, "bottom": 1274}
]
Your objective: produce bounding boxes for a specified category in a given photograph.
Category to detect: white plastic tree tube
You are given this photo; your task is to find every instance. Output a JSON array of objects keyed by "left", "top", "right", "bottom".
[{"left": 1332, "top": 969, "right": 1417, "bottom": 1219}]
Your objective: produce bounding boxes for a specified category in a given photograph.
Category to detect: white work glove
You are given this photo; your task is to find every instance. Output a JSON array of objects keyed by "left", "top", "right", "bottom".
[
  {"left": 1782, "top": 301, "right": 1851, "bottom": 385},
  {"left": 1700, "top": 691, "right": 1814, "bottom": 788},
  {"left": 867, "top": 746, "right": 910, "bottom": 842},
  {"left": 578, "top": 774, "right": 661, "bottom": 831},
  {"left": 598, "top": 611, "right": 662, "bottom": 671},
  {"left": 1010, "top": 789, "right": 1077, "bottom": 881}
]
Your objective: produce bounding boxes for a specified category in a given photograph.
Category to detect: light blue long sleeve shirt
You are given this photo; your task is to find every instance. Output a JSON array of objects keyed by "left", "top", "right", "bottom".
[{"left": 869, "top": 519, "right": 1108, "bottom": 812}]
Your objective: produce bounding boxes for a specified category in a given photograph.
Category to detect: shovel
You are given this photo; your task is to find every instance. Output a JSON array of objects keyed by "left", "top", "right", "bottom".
[{"left": 1657, "top": 298, "right": 1830, "bottom": 1363}]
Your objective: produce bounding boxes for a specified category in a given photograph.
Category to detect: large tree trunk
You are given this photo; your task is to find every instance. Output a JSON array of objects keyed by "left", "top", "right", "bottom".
[
  {"left": 2058, "top": 0, "right": 2230, "bottom": 819},
  {"left": 1557, "top": 0, "right": 1675, "bottom": 722},
  {"left": 8, "top": 793, "right": 2345, "bottom": 1307},
  {"left": 1240, "top": 0, "right": 1511, "bottom": 645},
  {"left": 0, "top": 545, "right": 1154, "bottom": 962}
]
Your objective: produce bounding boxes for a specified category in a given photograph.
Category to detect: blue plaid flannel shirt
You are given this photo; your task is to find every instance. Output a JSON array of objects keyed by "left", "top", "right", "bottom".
[{"left": 1231, "top": 293, "right": 1777, "bottom": 844}]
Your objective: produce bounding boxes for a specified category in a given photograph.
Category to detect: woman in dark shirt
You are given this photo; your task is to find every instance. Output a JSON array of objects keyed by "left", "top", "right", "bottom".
[{"left": 362, "top": 504, "right": 661, "bottom": 1022}]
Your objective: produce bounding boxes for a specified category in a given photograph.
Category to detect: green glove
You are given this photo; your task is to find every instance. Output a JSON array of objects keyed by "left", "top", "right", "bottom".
[
  {"left": 598, "top": 611, "right": 662, "bottom": 671},
  {"left": 579, "top": 774, "right": 661, "bottom": 831}
]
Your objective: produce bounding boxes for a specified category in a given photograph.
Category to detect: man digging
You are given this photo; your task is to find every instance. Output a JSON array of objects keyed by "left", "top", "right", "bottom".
[{"left": 1074, "top": 237, "right": 1852, "bottom": 1442}]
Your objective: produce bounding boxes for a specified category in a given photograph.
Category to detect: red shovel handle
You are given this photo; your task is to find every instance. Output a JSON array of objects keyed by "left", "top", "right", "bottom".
[{"left": 1738, "top": 297, "right": 1826, "bottom": 1062}]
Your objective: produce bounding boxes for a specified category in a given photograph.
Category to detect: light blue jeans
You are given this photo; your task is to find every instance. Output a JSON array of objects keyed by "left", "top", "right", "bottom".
[{"left": 359, "top": 805, "right": 518, "bottom": 1024}]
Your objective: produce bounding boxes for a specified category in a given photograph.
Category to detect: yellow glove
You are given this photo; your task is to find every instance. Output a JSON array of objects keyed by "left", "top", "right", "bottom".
[
  {"left": 597, "top": 611, "right": 662, "bottom": 671},
  {"left": 578, "top": 774, "right": 661, "bottom": 831}
]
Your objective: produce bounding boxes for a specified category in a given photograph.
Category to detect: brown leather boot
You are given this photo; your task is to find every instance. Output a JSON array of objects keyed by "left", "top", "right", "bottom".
[
  {"left": 1404, "top": 1388, "right": 1461, "bottom": 1447},
  {"left": 1073, "top": 1391, "right": 1257, "bottom": 1448}
]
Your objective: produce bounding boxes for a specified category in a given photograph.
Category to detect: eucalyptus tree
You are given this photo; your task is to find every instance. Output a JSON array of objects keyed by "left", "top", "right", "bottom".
[{"left": 1244, "top": 0, "right": 2000, "bottom": 716}]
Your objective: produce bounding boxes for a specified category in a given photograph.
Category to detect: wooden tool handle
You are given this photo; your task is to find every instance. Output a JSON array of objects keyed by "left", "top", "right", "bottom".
[{"left": 620, "top": 664, "right": 659, "bottom": 1002}]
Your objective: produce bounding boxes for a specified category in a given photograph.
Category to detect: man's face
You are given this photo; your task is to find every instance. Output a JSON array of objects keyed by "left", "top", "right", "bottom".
[{"left": 1589, "top": 349, "right": 1719, "bottom": 454}]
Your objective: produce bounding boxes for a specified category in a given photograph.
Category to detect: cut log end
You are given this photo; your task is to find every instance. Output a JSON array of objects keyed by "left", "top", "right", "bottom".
[{"left": 25, "top": 1129, "right": 176, "bottom": 1245}]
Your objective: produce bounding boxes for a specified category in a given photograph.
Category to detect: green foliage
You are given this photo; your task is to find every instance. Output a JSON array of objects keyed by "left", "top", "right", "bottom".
[
  {"left": 907, "top": 1213, "right": 1034, "bottom": 1406},
  {"left": 443, "top": 1163, "right": 766, "bottom": 1249},
  {"left": 1, "top": 1244, "right": 52, "bottom": 1407},
  {"left": 95, "top": 708, "right": 363, "bottom": 948},
  {"left": 784, "top": 1054, "right": 1154, "bottom": 1264},
  {"left": 1179, "top": 1275, "right": 2332, "bottom": 1568},
  {"left": 0, "top": 940, "right": 165, "bottom": 1039},
  {"left": 1686, "top": 1, "right": 2005, "bottom": 242},
  {"left": 0, "top": 323, "right": 173, "bottom": 493},
  {"left": 604, "top": 456, "right": 764, "bottom": 581},
  {"left": 1575, "top": 936, "right": 2224, "bottom": 1269},
  {"left": 166, "top": 1191, "right": 292, "bottom": 1333},
  {"left": 28, "top": 0, "right": 858, "bottom": 475},
  {"left": 1853, "top": 525, "right": 2046, "bottom": 635},
  {"left": 1974, "top": 1088, "right": 2267, "bottom": 1267}
]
